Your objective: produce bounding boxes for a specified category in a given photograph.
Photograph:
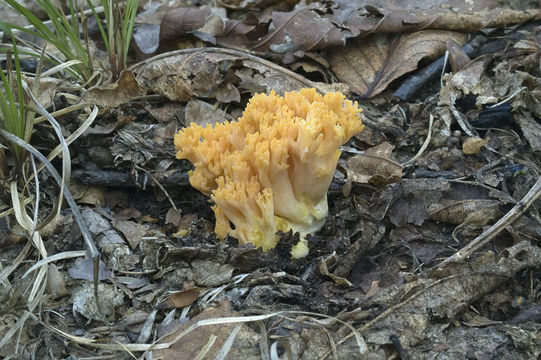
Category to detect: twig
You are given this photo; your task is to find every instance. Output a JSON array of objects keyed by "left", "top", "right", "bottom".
[
  {"left": 435, "top": 175, "right": 541, "bottom": 269},
  {"left": 393, "top": 34, "right": 489, "bottom": 101}
]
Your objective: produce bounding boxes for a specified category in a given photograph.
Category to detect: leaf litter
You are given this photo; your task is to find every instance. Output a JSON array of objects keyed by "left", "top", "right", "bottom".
[{"left": 0, "top": 0, "right": 540, "bottom": 359}]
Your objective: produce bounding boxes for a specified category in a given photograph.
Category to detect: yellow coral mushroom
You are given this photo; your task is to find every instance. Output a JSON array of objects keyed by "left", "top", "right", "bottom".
[{"left": 174, "top": 88, "right": 364, "bottom": 258}]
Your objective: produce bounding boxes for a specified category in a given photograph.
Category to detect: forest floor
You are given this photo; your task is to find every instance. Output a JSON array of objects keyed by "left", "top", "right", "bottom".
[{"left": 0, "top": 0, "right": 540, "bottom": 359}]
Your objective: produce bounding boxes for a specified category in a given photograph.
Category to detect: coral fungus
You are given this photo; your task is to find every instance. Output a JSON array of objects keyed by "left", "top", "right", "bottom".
[{"left": 174, "top": 88, "right": 364, "bottom": 257}]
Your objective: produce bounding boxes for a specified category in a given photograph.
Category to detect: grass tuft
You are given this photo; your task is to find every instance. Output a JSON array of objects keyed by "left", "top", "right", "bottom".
[
  {"left": 0, "top": 30, "right": 31, "bottom": 164},
  {"left": 1, "top": 0, "right": 139, "bottom": 82}
]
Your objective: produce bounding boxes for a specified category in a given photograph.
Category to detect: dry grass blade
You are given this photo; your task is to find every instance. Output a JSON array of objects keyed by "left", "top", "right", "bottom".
[
  {"left": 0, "top": 196, "right": 31, "bottom": 218},
  {"left": 33, "top": 104, "right": 98, "bottom": 163},
  {"left": 270, "top": 342, "right": 280, "bottom": 360},
  {"left": 215, "top": 323, "right": 243, "bottom": 360},
  {"left": 194, "top": 334, "right": 217, "bottom": 360},
  {"left": 201, "top": 273, "right": 250, "bottom": 304},
  {"left": 256, "top": 320, "right": 271, "bottom": 360},
  {"left": 0, "top": 311, "right": 35, "bottom": 352},
  {"left": 322, "top": 326, "right": 338, "bottom": 360},
  {"left": 285, "top": 311, "right": 367, "bottom": 356},
  {"left": 21, "top": 80, "right": 71, "bottom": 211},
  {"left": 10, "top": 181, "right": 49, "bottom": 311},
  {"left": 40, "top": 59, "right": 83, "bottom": 78},
  {"left": 0, "top": 130, "right": 99, "bottom": 267},
  {"left": 22, "top": 250, "right": 87, "bottom": 279},
  {"left": 403, "top": 113, "right": 434, "bottom": 166},
  {"left": 0, "top": 241, "right": 32, "bottom": 285}
]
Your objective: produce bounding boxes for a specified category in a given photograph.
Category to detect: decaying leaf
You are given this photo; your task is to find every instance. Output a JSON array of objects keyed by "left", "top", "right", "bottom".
[
  {"left": 155, "top": 2, "right": 541, "bottom": 63},
  {"left": 347, "top": 142, "right": 403, "bottom": 186},
  {"left": 330, "top": 31, "right": 468, "bottom": 98},
  {"left": 439, "top": 55, "right": 493, "bottom": 106},
  {"left": 185, "top": 99, "right": 233, "bottom": 127},
  {"left": 72, "top": 283, "right": 124, "bottom": 321},
  {"left": 165, "top": 208, "right": 182, "bottom": 227},
  {"left": 191, "top": 259, "right": 235, "bottom": 287},
  {"left": 250, "top": 3, "right": 346, "bottom": 56},
  {"left": 428, "top": 199, "right": 501, "bottom": 224},
  {"left": 68, "top": 257, "right": 112, "bottom": 281},
  {"left": 153, "top": 300, "right": 259, "bottom": 359},
  {"left": 47, "top": 264, "right": 67, "bottom": 299},
  {"left": 363, "top": 241, "right": 541, "bottom": 348},
  {"left": 318, "top": 252, "right": 353, "bottom": 287},
  {"left": 218, "top": 0, "right": 297, "bottom": 10},
  {"left": 132, "top": 48, "right": 334, "bottom": 101},
  {"left": 514, "top": 110, "right": 541, "bottom": 152},
  {"left": 82, "top": 70, "right": 144, "bottom": 108},
  {"left": 113, "top": 219, "right": 149, "bottom": 249}
]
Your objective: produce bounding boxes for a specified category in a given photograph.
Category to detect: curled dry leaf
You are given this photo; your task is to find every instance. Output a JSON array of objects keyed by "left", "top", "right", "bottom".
[
  {"left": 330, "top": 30, "right": 468, "bottom": 98},
  {"left": 131, "top": 47, "right": 333, "bottom": 101},
  {"left": 462, "top": 137, "right": 488, "bottom": 154},
  {"left": 317, "top": 253, "right": 353, "bottom": 287},
  {"left": 428, "top": 199, "right": 501, "bottom": 224},
  {"left": 346, "top": 142, "right": 403, "bottom": 186},
  {"left": 158, "top": 287, "right": 201, "bottom": 309}
]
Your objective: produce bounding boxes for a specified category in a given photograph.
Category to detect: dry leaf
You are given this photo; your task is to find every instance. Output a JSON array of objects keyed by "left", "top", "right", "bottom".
[
  {"left": 185, "top": 99, "right": 232, "bottom": 127},
  {"left": 165, "top": 208, "right": 182, "bottom": 227},
  {"left": 153, "top": 300, "right": 258, "bottom": 360},
  {"left": 113, "top": 220, "right": 149, "bottom": 249},
  {"left": 133, "top": 23, "right": 160, "bottom": 56},
  {"left": 77, "top": 186, "right": 105, "bottom": 207},
  {"left": 439, "top": 55, "right": 493, "bottom": 106},
  {"left": 428, "top": 199, "right": 501, "bottom": 224},
  {"left": 82, "top": 70, "right": 143, "bottom": 107},
  {"left": 462, "top": 137, "right": 488, "bottom": 154},
  {"left": 47, "top": 264, "right": 67, "bottom": 299},
  {"left": 68, "top": 257, "right": 112, "bottom": 281},
  {"left": 347, "top": 142, "right": 403, "bottom": 186},
  {"left": 72, "top": 283, "right": 124, "bottom": 321},
  {"left": 250, "top": 3, "right": 345, "bottom": 56},
  {"left": 151, "top": 2, "right": 541, "bottom": 64},
  {"left": 330, "top": 31, "right": 468, "bottom": 98},
  {"left": 515, "top": 110, "right": 541, "bottom": 152},
  {"left": 132, "top": 48, "right": 331, "bottom": 101},
  {"left": 191, "top": 259, "right": 235, "bottom": 287},
  {"left": 158, "top": 287, "right": 201, "bottom": 309}
]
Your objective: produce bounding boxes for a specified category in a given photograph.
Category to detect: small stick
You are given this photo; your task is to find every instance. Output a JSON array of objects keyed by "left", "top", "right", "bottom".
[{"left": 435, "top": 175, "right": 541, "bottom": 269}]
